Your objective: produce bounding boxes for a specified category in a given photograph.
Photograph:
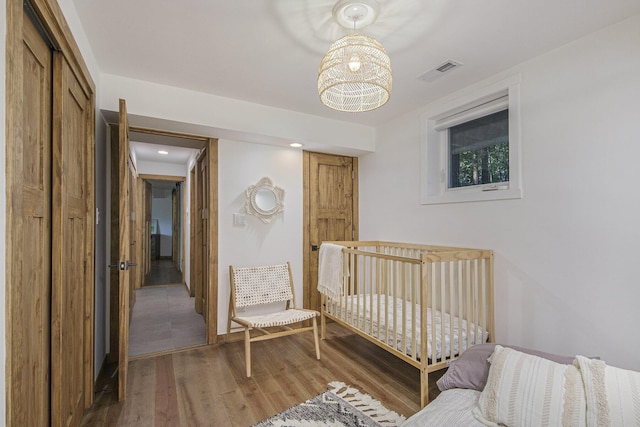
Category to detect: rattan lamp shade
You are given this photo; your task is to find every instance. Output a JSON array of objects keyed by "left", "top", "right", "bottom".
[{"left": 318, "top": 33, "right": 392, "bottom": 112}]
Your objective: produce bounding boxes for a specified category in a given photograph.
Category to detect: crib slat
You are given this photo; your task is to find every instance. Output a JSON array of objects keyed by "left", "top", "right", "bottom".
[
  {"left": 430, "top": 263, "right": 437, "bottom": 366},
  {"left": 368, "top": 257, "right": 380, "bottom": 337},
  {"left": 465, "top": 260, "right": 472, "bottom": 351},
  {"left": 411, "top": 262, "right": 417, "bottom": 361},
  {"left": 457, "top": 261, "right": 464, "bottom": 356},
  {"left": 440, "top": 262, "right": 446, "bottom": 361},
  {"left": 448, "top": 261, "right": 455, "bottom": 361}
]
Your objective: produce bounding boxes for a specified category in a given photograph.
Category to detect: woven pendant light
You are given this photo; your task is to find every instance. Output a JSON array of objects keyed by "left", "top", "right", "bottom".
[{"left": 318, "top": 1, "right": 392, "bottom": 112}]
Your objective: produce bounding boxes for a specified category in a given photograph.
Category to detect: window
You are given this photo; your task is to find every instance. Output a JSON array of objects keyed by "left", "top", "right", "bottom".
[
  {"left": 421, "top": 75, "right": 522, "bottom": 204},
  {"left": 448, "top": 109, "right": 509, "bottom": 188}
]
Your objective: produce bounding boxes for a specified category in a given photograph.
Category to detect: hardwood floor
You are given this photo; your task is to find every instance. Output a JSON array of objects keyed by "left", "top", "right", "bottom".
[{"left": 81, "top": 322, "right": 444, "bottom": 426}]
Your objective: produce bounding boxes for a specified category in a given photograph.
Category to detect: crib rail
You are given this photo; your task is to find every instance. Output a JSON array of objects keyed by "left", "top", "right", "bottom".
[{"left": 320, "top": 241, "right": 494, "bottom": 408}]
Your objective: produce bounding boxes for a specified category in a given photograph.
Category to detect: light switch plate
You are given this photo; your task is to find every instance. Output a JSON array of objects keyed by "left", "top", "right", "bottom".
[{"left": 233, "top": 213, "right": 246, "bottom": 226}]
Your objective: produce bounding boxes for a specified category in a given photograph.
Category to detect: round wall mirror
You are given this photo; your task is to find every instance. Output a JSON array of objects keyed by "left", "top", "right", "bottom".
[
  {"left": 245, "top": 177, "right": 285, "bottom": 223},
  {"left": 254, "top": 189, "right": 277, "bottom": 212}
]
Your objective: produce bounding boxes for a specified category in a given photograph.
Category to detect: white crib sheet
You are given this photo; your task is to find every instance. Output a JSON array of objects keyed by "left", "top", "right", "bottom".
[{"left": 333, "top": 294, "right": 487, "bottom": 360}]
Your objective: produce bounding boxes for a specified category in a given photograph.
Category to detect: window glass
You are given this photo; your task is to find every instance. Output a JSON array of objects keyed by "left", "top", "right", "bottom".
[{"left": 448, "top": 109, "right": 509, "bottom": 188}]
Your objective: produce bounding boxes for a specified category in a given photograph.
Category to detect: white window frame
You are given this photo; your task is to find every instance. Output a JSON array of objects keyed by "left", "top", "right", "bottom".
[{"left": 420, "top": 74, "right": 522, "bottom": 205}]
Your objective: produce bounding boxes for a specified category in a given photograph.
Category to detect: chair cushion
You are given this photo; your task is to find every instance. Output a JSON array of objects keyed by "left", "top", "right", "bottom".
[{"left": 235, "top": 309, "right": 318, "bottom": 328}]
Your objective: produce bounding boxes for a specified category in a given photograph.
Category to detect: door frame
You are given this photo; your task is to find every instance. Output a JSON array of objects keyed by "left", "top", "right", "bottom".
[{"left": 109, "top": 124, "right": 218, "bottom": 402}]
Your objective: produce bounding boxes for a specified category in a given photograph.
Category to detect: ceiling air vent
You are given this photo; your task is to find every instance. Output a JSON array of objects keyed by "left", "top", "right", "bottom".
[{"left": 417, "top": 59, "right": 463, "bottom": 83}]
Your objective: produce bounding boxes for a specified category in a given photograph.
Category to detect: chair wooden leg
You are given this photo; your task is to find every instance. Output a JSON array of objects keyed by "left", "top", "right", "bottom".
[
  {"left": 244, "top": 328, "right": 252, "bottom": 377},
  {"left": 321, "top": 312, "right": 326, "bottom": 340},
  {"left": 312, "top": 317, "right": 320, "bottom": 360}
]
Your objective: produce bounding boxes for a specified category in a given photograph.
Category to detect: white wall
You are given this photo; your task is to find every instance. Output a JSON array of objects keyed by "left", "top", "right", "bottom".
[
  {"left": 98, "top": 74, "right": 376, "bottom": 157},
  {"left": 359, "top": 15, "right": 640, "bottom": 371},
  {"left": 218, "top": 140, "right": 303, "bottom": 333},
  {"left": 136, "top": 160, "right": 190, "bottom": 177}
]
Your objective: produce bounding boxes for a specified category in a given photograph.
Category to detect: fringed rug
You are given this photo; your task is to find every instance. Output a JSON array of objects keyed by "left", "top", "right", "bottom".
[{"left": 253, "top": 381, "right": 406, "bottom": 427}]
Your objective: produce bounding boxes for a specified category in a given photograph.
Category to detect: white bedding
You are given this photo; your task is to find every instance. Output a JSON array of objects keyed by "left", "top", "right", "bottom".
[
  {"left": 331, "top": 294, "right": 488, "bottom": 360},
  {"left": 402, "top": 389, "right": 484, "bottom": 426}
]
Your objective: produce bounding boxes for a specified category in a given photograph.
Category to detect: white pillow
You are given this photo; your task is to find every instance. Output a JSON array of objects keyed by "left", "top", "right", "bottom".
[
  {"left": 575, "top": 355, "right": 640, "bottom": 427},
  {"left": 473, "top": 345, "right": 586, "bottom": 427}
]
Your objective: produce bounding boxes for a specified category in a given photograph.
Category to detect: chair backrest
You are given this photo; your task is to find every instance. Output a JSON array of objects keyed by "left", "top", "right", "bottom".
[{"left": 231, "top": 263, "right": 294, "bottom": 308}]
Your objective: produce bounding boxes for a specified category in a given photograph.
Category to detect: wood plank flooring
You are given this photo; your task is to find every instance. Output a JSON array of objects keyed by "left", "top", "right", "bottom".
[{"left": 81, "top": 323, "right": 444, "bottom": 426}]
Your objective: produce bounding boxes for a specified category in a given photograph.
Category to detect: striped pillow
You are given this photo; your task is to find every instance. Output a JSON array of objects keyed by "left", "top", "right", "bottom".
[
  {"left": 473, "top": 345, "right": 586, "bottom": 427},
  {"left": 575, "top": 355, "right": 640, "bottom": 427}
]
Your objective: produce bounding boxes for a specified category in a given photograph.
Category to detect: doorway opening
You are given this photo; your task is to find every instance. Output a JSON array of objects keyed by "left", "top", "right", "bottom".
[
  {"left": 115, "top": 128, "right": 212, "bottom": 358},
  {"left": 145, "top": 179, "right": 183, "bottom": 287}
]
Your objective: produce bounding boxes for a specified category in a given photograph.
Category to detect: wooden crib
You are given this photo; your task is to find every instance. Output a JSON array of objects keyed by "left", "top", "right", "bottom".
[{"left": 319, "top": 241, "right": 494, "bottom": 408}]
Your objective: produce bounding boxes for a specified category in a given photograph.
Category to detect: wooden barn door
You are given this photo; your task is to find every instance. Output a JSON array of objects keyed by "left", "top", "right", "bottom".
[{"left": 303, "top": 152, "right": 358, "bottom": 312}]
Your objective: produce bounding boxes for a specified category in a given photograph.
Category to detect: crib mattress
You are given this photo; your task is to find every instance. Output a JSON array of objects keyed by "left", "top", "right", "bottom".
[{"left": 329, "top": 294, "right": 488, "bottom": 361}]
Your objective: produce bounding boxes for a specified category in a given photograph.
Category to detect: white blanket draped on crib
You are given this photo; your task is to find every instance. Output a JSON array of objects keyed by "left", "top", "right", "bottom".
[{"left": 317, "top": 242, "right": 345, "bottom": 299}]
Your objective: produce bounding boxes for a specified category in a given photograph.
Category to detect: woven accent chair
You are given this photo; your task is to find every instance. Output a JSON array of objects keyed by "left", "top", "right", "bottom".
[{"left": 227, "top": 262, "right": 320, "bottom": 377}]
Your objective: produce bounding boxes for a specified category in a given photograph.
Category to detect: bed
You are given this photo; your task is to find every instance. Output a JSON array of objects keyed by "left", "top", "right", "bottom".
[
  {"left": 318, "top": 241, "right": 495, "bottom": 408},
  {"left": 402, "top": 343, "right": 640, "bottom": 426}
]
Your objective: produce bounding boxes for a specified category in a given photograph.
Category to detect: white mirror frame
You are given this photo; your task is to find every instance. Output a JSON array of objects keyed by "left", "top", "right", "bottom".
[{"left": 245, "top": 177, "right": 285, "bottom": 223}]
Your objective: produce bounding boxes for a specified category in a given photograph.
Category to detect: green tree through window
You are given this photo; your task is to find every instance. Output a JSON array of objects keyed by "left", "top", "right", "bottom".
[{"left": 449, "top": 109, "right": 509, "bottom": 188}]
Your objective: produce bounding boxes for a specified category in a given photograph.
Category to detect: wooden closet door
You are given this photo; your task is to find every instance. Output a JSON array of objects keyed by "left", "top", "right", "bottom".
[
  {"left": 7, "top": 9, "right": 53, "bottom": 426},
  {"left": 51, "top": 52, "right": 92, "bottom": 427}
]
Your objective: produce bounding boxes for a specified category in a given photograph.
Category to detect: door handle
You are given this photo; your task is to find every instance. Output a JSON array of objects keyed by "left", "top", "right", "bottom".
[
  {"left": 311, "top": 245, "right": 319, "bottom": 251},
  {"left": 115, "top": 260, "right": 138, "bottom": 271}
]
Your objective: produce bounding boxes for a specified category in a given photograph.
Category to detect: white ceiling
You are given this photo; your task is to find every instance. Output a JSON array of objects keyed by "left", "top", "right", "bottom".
[
  {"left": 130, "top": 140, "right": 200, "bottom": 165},
  {"left": 129, "top": 128, "right": 203, "bottom": 165},
  {"left": 73, "top": 0, "right": 640, "bottom": 129}
]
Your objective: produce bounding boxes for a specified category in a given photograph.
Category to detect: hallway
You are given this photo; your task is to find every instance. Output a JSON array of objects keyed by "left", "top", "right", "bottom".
[
  {"left": 128, "top": 260, "right": 206, "bottom": 357},
  {"left": 143, "top": 258, "right": 183, "bottom": 287}
]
